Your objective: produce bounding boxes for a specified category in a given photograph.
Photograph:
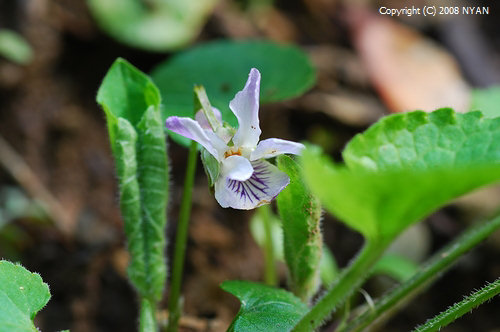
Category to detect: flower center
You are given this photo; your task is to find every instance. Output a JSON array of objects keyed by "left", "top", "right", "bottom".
[{"left": 224, "top": 148, "right": 242, "bottom": 158}]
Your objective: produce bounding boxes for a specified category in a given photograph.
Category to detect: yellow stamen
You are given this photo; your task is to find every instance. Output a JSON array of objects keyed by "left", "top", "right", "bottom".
[{"left": 224, "top": 148, "right": 242, "bottom": 158}]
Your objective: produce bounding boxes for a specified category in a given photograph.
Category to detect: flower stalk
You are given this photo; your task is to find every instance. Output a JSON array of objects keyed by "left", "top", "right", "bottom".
[
  {"left": 260, "top": 204, "right": 278, "bottom": 286},
  {"left": 166, "top": 140, "right": 198, "bottom": 332}
]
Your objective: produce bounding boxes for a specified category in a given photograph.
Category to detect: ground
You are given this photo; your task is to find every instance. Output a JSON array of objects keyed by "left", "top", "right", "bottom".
[{"left": 0, "top": 0, "right": 499, "bottom": 331}]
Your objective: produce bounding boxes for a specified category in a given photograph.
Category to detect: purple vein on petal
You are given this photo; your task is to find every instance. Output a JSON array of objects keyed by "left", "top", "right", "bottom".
[{"left": 224, "top": 160, "right": 281, "bottom": 207}]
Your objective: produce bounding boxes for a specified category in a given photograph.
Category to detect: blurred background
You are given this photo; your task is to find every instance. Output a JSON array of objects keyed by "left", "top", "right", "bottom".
[{"left": 0, "top": 0, "right": 499, "bottom": 331}]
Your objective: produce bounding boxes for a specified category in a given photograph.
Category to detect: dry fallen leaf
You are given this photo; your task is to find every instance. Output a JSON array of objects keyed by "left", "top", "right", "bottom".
[{"left": 349, "top": 9, "right": 470, "bottom": 113}]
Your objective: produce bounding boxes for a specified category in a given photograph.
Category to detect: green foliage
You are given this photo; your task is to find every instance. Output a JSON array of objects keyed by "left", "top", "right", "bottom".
[
  {"left": 0, "top": 29, "right": 32, "bottom": 65},
  {"left": 372, "top": 254, "right": 418, "bottom": 282},
  {"left": 87, "top": 0, "right": 218, "bottom": 51},
  {"left": 249, "top": 208, "right": 338, "bottom": 288},
  {"left": 277, "top": 155, "right": 322, "bottom": 302},
  {"left": 194, "top": 85, "right": 223, "bottom": 186},
  {"left": 319, "top": 247, "right": 339, "bottom": 287},
  {"left": 221, "top": 281, "right": 308, "bottom": 332},
  {"left": 303, "top": 109, "right": 500, "bottom": 241},
  {"left": 470, "top": 86, "right": 500, "bottom": 119},
  {"left": 341, "top": 215, "right": 500, "bottom": 332},
  {"left": 97, "top": 58, "right": 161, "bottom": 141},
  {"left": 139, "top": 298, "right": 156, "bottom": 332},
  {"left": 413, "top": 277, "right": 500, "bottom": 332},
  {"left": 0, "top": 260, "right": 51, "bottom": 332},
  {"left": 250, "top": 209, "right": 284, "bottom": 261},
  {"left": 97, "top": 58, "right": 169, "bottom": 302},
  {"left": 151, "top": 40, "right": 316, "bottom": 145},
  {"left": 343, "top": 109, "right": 500, "bottom": 172},
  {"left": 200, "top": 148, "right": 219, "bottom": 187}
]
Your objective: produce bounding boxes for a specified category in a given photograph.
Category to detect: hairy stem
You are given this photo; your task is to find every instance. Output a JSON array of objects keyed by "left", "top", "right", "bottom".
[
  {"left": 261, "top": 204, "right": 277, "bottom": 286},
  {"left": 166, "top": 141, "right": 198, "bottom": 332},
  {"left": 340, "top": 214, "right": 500, "bottom": 332},
  {"left": 413, "top": 277, "right": 500, "bottom": 332},
  {"left": 139, "top": 298, "right": 156, "bottom": 332},
  {"left": 293, "top": 240, "right": 388, "bottom": 332}
]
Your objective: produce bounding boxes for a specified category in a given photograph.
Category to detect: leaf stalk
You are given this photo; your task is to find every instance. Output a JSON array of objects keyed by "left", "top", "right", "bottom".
[
  {"left": 340, "top": 214, "right": 500, "bottom": 332},
  {"left": 292, "top": 240, "right": 388, "bottom": 332}
]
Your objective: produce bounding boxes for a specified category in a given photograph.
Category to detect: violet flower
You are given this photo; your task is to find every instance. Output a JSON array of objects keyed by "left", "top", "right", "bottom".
[{"left": 166, "top": 68, "right": 304, "bottom": 209}]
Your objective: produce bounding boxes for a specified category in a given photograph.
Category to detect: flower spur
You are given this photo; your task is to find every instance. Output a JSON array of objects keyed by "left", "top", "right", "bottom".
[{"left": 166, "top": 68, "right": 304, "bottom": 209}]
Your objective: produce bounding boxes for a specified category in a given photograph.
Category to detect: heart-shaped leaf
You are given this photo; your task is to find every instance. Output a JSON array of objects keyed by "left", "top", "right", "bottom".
[
  {"left": 303, "top": 109, "right": 500, "bottom": 241},
  {"left": 151, "top": 40, "right": 316, "bottom": 146},
  {"left": 343, "top": 108, "right": 500, "bottom": 172},
  {"left": 0, "top": 260, "right": 51, "bottom": 332},
  {"left": 222, "top": 280, "right": 308, "bottom": 332}
]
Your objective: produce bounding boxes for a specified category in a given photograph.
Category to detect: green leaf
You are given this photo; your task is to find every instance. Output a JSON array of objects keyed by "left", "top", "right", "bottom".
[
  {"left": 97, "top": 59, "right": 169, "bottom": 302},
  {"left": 151, "top": 40, "right": 316, "bottom": 146},
  {"left": 97, "top": 58, "right": 161, "bottom": 143},
  {"left": 0, "top": 29, "right": 33, "bottom": 65},
  {"left": 249, "top": 212, "right": 339, "bottom": 289},
  {"left": 277, "top": 155, "right": 322, "bottom": 302},
  {"left": 249, "top": 209, "right": 284, "bottom": 261},
  {"left": 372, "top": 254, "right": 418, "bottom": 282},
  {"left": 200, "top": 148, "right": 219, "bottom": 187},
  {"left": 87, "top": 0, "right": 219, "bottom": 51},
  {"left": 221, "top": 281, "right": 308, "bottom": 332},
  {"left": 0, "top": 260, "right": 51, "bottom": 332},
  {"left": 343, "top": 109, "right": 500, "bottom": 172},
  {"left": 319, "top": 247, "right": 339, "bottom": 287},
  {"left": 303, "top": 109, "right": 500, "bottom": 241},
  {"left": 470, "top": 86, "right": 500, "bottom": 119}
]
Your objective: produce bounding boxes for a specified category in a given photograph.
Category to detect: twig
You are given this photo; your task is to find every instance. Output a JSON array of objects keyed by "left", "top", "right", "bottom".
[{"left": 0, "top": 134, "right": 72, "bottom": 235}]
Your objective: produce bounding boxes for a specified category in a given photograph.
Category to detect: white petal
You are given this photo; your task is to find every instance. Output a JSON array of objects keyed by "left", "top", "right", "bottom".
[
  {"left": 214, "top": 159, "right": 290, "bottom": 210},
  {"left": 195, "top": 108, "right": 222, "bottom": 130},
  {"left": 230, "top": 68, "right": 262, "bottom": 148},
  {"left": 222, "top": 155, "right": 253, "bottom": 181},
  {"left": 165, "top": 116, "right": 225, "bottom": 161},
  {"left": 204, "top": 131, "right": 228, "bottom": 160},
  {"left": 250, "top": 138, "right": 305, "bottom": 160}
]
